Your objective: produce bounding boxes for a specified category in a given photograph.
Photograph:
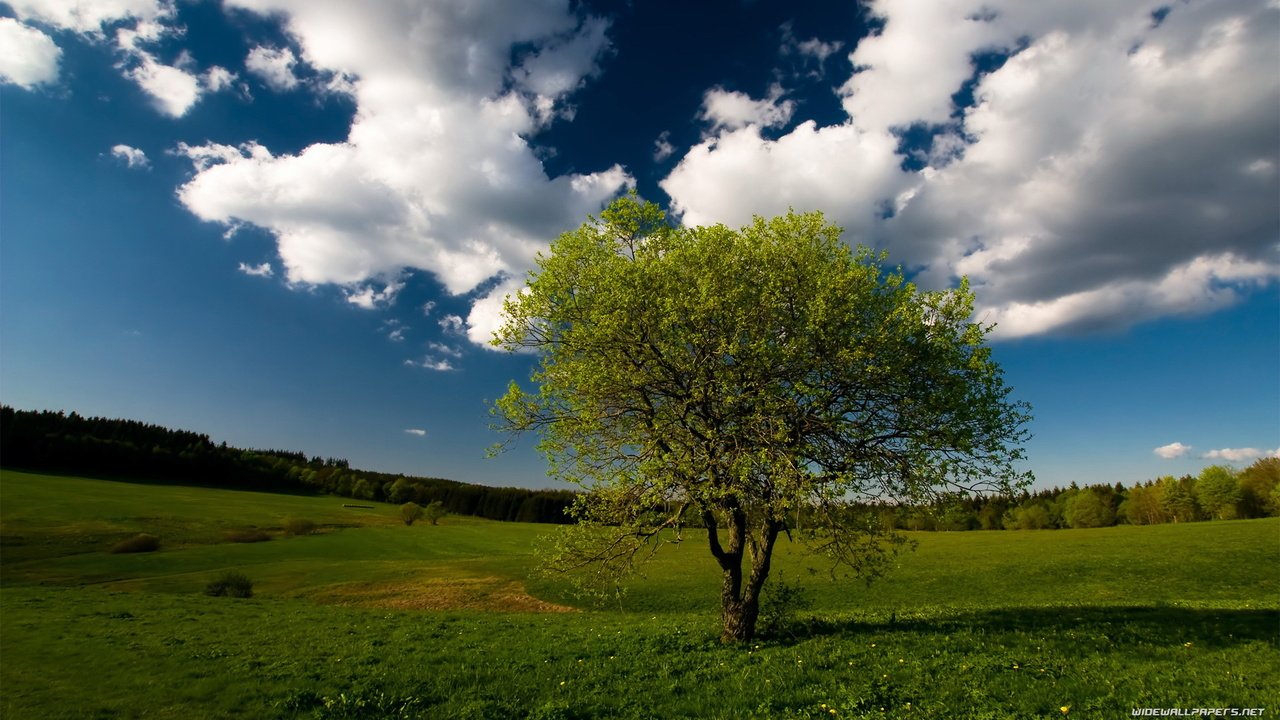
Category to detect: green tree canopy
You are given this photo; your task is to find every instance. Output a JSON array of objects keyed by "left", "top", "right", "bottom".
[
  {"left": 1063, "top": 489, "right": 1115, "bottom": 528},
  {"left": 1195, "top": 465, "right": 1242, "bottom": 520},
  {"left": 1159, "top": 476, "right": 1201, "bottom": 523},
  {"left": 1120, "top": 483, "right": 1167, "bottom": 525},
  {"left": 400, "top": 502, "right": 424, "bottom": 526},
  {"left": 1238, "top": 457, "right": 1279, "bottom": 518},
  {"left": 492, "top": 196, "right": 1032, "bottom": 642},
  {"left": 423, "top": 500, "right": 447, "bottom": 526}
]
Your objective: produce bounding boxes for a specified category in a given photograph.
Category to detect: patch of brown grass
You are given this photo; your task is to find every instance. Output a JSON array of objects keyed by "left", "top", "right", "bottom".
[
  {"left": 224, "top": 529, "right": 272, "bottom": 543},
  {"left": 308, "top": 576, "right": 576, "bottom": 613}
]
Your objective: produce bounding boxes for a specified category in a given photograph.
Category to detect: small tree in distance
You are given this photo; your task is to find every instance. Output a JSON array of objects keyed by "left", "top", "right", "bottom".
[
  {"left": 423, "top": 500, "right": 447, "bottom": 526},
  {"left": 400, "top": 502, "right": 425, "bottom": 526},
  {"left": 492, "top": 195, "right": 1032, "bottom": 643}
]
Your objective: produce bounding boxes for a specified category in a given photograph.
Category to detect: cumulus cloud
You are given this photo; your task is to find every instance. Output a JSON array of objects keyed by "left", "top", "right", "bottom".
[
  {"left": 5, "top": 0, "right": 172, "bottom": 34},
  {"left": 9, "top": 1, "right": 236, "bottom": 117},
  {"left": 110, "top": 144, "right": 150, "bottom": 169},
  {"left": 176, "top": 1, "right": 631, "bottom": 347},
  {"left": 663, "top": 0, "right": 1280, "bottom": 338},
  {"left": 664, "top": 120, "right": 908, "bottom": 232},
  {"left": 404, "top": 428, "right": 427, "bottom": 437},
  {"left": 1154, "top": 442, "right": 1191, "bottom": 459},
  {"left": 700, "top": 84, "right": 795, "bottom": 133},
  {"left": 0, "top": 18, "right": 62, "bottom": 88},
  {"left": 125, "top": 56, "right": 200, "bottom": 116},
  {"left": 245, "top": 45, "right": 300, "bottom": 91},
  {"left": 508, "top": 14, "right": 611, "bottom": 124},
  {"left": 1202, "top": 447, "right": 1280, "bottom": 462}
]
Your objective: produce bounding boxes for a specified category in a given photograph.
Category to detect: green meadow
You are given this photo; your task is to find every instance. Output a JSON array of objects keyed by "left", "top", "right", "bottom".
[{"left": 2, "top": 469, "right": 1277, "bottom": 719}]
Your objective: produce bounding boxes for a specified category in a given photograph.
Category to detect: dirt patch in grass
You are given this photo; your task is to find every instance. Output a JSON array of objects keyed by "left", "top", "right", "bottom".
[{"left": 308, "top": 576, "right": 577, "bottom": 613}]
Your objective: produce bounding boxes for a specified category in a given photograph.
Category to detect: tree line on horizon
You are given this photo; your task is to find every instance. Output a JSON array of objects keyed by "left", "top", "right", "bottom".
[
  {"left": 0, "top": 406, "right": 574, "bottom": 524},
  {"left": 1, "top": 406, "right": 1275, "bottom": 531},
  {"left": 876, "top": 459, "right": 1279, "bottom": 531}
]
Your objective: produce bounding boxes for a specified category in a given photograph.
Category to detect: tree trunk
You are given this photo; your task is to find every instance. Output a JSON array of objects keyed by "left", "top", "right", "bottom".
[
  {"left": 707, "top": 509, "right": 781, "bottom": 643},
  {"left": 721, "top": 596, "right": 760, "bottom": 643}
]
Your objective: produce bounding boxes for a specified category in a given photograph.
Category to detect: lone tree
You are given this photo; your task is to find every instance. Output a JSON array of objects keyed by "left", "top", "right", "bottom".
[
  {"left": 400, "top": 501, "right": 425, "bottom": 526},
  {"left": 423, "top": 500, "right": 447, "bottom": 526},
  {"left": 493, "top": 196, "right": 1031, "bottom": 643}
]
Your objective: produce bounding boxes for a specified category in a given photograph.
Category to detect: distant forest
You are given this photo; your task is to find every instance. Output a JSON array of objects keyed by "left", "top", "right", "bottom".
[
  {"left": 0, "top": 407, "right": 574, "bottom": 524},
  {"left": 880, "top": 455, "right": 1277, "bottom": 531},
  {"left": 2, "top": 406, "right": 1276, "bottom": 531}
]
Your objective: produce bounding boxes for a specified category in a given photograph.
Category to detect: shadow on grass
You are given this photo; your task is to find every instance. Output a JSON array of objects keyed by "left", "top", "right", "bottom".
[{"left": 769, "top": 606, "right": 1280, "bottom": 649}]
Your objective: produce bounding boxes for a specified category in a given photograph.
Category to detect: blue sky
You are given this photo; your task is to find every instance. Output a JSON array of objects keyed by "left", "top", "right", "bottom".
[{"left": 1, "top": 0, "right": 1277, "bottom": 490}]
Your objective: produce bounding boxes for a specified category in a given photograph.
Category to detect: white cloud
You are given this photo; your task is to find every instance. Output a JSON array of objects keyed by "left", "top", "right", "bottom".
[
  {"left": 979, "top": 253, "right": 1276, "bottom": 338},
  {"left": 176, "top": 1, "right": 631, "bottom": 350},
  {"left": 839, "top": 0, "right": 1003, "bottom": 133},
  {"left": 237, "top": 262, "right": 274, "bottom": 277},
  {"left": 404, "top": 428, "right": 427, "bottom": 437},
  {"left": 438, "top": 314, "right": 466, "bottom": 334},
  {"left": 427, "top": 342, "right": 462, "bottom": 358},
  {"left": 463, "top": 276, "right": 527, "bottom": 346},
  {"left": 114, "top": 19, "right": 203, "bottom": 117},
  {"left": 1153, "top": 442, "right": 1191, "bottom": 459},
  {"left": 700, "top": 85, "right": 794, "bottom": 133},
  {"left": 125, "top": 55, "right": 200, "bottom": 116},
  {"left": 792, "top": 37, "right": 843, "bottom": 64},
  {"left": 1202, "top": 447, "right": 1280, "bottom": 462},
  {"left": 508, "top": 14, "right": 611, "bottom": 125},
  {"left": 780, "top": 23, "right": 843, "bottom": 67},
  {"left": 245, "top": 45, "right": 300, "bottom": 91},
  {"left": 0, "top": 18, "right": 62, "bottom": 88},
  {"left": 421, "top": 301, "right": 437, "bottom": 316},
  {"left": 6, "top": 0, "right": 172, "bottom": 34},
  {"left": 110, "top": 144, "right": 149, "bottom": 169},
  {"left": 663, "top": 120, "right": 908, "bottom": 232},
  {"left": 663, "top": 0, "right": 1280, "bottom": 337},
  {"left": 173, "top": 141, "right": 257, "bottom": 170},
  {"left": 653, "top": 131, "right": 675, "bottom": 162},
  {"left": 405, "top": 357, "right": 455, "bottom": 372},
  {"left": 201, "top": 65, "right": 238, "bottom": 93},
  {"left": 10, "top": 2, "right": 232, "bottom": 116},
  {"left": 344, "top": 280, "right": 404, "bottom": 310}
]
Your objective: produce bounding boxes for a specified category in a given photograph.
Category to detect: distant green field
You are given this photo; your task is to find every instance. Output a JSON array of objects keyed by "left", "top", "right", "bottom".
[{"left": 2, "top": 469, "right": 1277, "bottom": 719}]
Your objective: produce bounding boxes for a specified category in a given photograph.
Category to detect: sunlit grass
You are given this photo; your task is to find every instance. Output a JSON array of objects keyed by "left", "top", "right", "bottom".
[{"left": 2, "top": 469, "right": 1277, "bottom": 718}]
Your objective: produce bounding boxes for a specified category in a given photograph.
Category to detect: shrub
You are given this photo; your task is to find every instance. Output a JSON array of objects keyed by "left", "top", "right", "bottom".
[
  {"left": 205, "top": 571, "right": 253, "bottom": 598},
  {"left": 224, "top": 529, "right": 272, "bottom": 543},
  {"left": 400, "top": 502, "right": 424, "bottom": 526},
  {"left": 283, "top": 518, "right": 317, "bottom": 536},
  {"left": 759, "top": 574, "right": 812, "bottom": 638},
  {"left": 110, "top": 533, "right": 160, "bottom": 554}
]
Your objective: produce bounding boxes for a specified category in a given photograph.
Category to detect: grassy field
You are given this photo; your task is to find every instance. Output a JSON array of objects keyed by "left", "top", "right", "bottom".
[{"left": 2, "top": 469, "right": 1277, "bottom": 719}]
